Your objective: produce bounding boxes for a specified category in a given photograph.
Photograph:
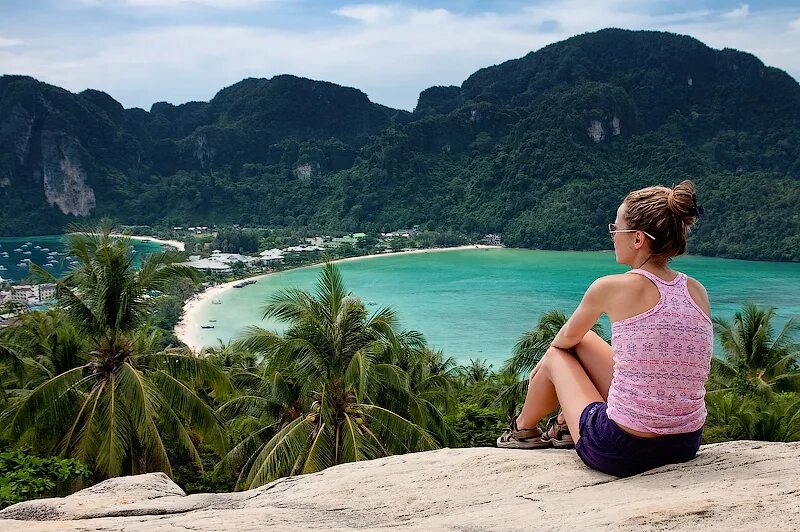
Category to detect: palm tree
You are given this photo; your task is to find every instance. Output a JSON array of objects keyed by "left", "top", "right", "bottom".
[
  {"left": 204, "top": 340, "right": 260, "bottom": 391},
  {"left": 705, "top": 390, "right": 800, "bottom": 442},
  {"left": 222, "top": 262, "right": 440, "bottom": 489},
  {"left": 374, "top": 346, "right": 460, "bottom": 446},
  {"left": 709, "top": 304, "right": 800, "bottom": 398},
  {"left": 6, "top": 310, "right": 86, "bottom": 386},
  {"left": 503, "top": 310, "right": 607, "bottom": 376},
  {"left": 0, "top": 331, "right": 27, "bottom": 409},
  {"left": 1, "top": 223, "right": 230, "bottom": 479},
  {"left": 458, "top": 358, "right": 493, "bottom": 386}
]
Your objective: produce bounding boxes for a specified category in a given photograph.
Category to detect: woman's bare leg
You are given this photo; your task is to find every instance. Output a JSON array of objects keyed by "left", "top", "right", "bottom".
[
  {"left": 515, "top": 329, "right": 614, "bottom": 433},
  {"left": 514, "top": 346, "right": 604, "bottom": 441},
  {"left": 571, "top": 330, "right": 614, "bottom": 401}
]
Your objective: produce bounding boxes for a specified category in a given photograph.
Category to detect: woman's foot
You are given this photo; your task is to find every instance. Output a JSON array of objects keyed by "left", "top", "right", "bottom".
[
  {"left": 541, "top": 412, "right": 574, "bottom": 448},
  {"left": 496, "top": 415, "right": 551, "bottom": 449}
]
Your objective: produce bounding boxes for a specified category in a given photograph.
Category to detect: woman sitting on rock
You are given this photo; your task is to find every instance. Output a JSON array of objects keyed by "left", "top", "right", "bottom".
[{"left": 497, "top": 180, "right": 713, "bottom": 478}]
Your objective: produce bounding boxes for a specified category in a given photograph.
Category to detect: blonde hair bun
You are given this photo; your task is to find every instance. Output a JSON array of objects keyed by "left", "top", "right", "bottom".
[
  {"left": 623, "top": 179, "right": 701, "bottom": 259},
  {"left": 667, "top": 180, "right": 698, "bottom": 223}
]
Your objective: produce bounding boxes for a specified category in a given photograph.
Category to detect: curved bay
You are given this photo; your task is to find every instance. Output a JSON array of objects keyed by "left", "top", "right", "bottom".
[{"left": 192, "top": 249, "right": 800, "bottom": 366}]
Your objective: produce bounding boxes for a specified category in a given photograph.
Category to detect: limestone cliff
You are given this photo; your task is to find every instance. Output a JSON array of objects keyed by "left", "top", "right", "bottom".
[
  {"left": 40, "top": 132, "right": 95, "bottom": 216},
  {"left": 1, "top": 440, "right": 797, "bottom": 531}
]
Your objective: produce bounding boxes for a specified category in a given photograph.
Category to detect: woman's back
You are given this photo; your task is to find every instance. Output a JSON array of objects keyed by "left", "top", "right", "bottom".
[{"left": 605, "top": 268, "right": 714, "bottom": 435}]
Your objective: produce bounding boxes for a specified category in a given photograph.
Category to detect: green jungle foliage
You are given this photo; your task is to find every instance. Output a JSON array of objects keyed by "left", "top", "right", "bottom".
[
  {"left": 0, "top": 231, "right": 798, "bottom": 507},
  {"left": 0, "top": 449, "right": 91, "bottom": 509},
  {"left": 1, "top": 29, "right": 799, "bottom": 260}
]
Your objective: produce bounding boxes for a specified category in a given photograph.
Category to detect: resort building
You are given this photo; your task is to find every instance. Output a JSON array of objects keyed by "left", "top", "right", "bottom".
[
  {"left": 284, "top": 245, "right": 324, "bottom": 253},
  {"left": 9, "top": 283, "right": 57, "bottom": 305},
  {"left": 36, "top": 283, "right": 56, "bottom": 301},
  {"left": 182, "top": 251, "right": 263, "bottom": 272},
  {"left": 480, "top": 233, "right": 502, "bottom": 245},
  {"left": 323, "top": 233, "right": 366, "bottom": 248},
  {"left": 259, "top": 249, "right": 286, "bottom": 263},
  {"left": 10, "top": 285, "right": 35, "bottom": 305},
  {"left": 183, "top": 255, "right": 233, "bottom": 273}
]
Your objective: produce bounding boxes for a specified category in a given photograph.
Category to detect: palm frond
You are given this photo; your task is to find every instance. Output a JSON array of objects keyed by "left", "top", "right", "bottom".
[
  {"left": 149, "top": 369, "right": 228, "bottom": 454},
  {"left": 344, "top": 349, "right": 372, "bottom": 401},
  {"left": 301, "top": 423, "right": 335, "bottom": 474},
  {"left": 361, "top": 404, "right": 438, "bottom": 454},
  {"left": 243, "top": 417, "right": 313, "bottom": 489}
]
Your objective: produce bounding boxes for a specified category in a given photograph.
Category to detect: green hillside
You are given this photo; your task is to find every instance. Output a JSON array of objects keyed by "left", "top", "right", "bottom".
[{"left": 1, "top": 28, "right": 798, "bottom": 260}]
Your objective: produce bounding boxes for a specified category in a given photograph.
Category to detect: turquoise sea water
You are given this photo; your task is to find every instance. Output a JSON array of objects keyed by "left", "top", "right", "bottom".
[
  {"left": 0, "top": 235, "right": 167, "bottom": 282},
  {"left": 189, "top": 248, "right": 800, "bottom": 367}
]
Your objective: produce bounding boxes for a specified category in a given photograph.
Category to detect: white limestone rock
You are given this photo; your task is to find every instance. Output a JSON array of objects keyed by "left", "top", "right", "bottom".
[
  {"left": 588, "top": 120, "right": 605, "bottom": 143},
  {"left": 1, "top": 441, "right": 798, "bottom": 531},
  {"left": 41, "top": 132, "right": 96, "bottom": 216}
]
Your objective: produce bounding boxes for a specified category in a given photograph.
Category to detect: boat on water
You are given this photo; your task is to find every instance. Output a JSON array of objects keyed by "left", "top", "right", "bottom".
[
  {"left": 367, "top": 301, "right": 377, "bottom": 306},
  {"left": 211, "top": 299, "right": 222, "bottom": 304},
  {"left": 232, "top": 279, "right": 257, "bottom": 288},
  {"left": 201, "top": 325, "right": 215, "bottom": 329},
  {"left": 209, "top": 319, "right": 217, "bottom": 322}
]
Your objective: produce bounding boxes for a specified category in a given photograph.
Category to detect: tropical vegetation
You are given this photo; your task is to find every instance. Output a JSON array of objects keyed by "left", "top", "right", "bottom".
[
  {"left": 215, "top": 263, "right": 446, "bottom": 489},
  {"left": 0, "top": 224, "right": 230, "bottom": 480},
  {"left": 0, "top": 228, "right": 797, "bottom": 508}
]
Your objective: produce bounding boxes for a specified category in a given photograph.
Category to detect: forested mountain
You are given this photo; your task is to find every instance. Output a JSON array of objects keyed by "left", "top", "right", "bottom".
[{"left": 1, "top": 28, "right": 798, "bottom": 260}]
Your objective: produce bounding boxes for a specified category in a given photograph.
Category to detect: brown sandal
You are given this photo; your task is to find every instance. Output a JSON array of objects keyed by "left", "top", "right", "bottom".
[
  {"left": 540, "top": 415, "right": 574, "bottom": 448},
  {"left": 496, "top": 415, "right": 551, "bottom": 449}
]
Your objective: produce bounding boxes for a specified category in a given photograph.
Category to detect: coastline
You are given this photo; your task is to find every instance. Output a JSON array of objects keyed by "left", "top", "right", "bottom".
[
  {"left": 114, "top": 234, "right": 185, "bottom": 251},
  {"left": 174, "top": 244, "right": 501, "bottom": 352}
]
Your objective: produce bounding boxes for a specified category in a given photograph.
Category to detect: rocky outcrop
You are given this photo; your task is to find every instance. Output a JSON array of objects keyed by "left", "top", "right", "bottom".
[
  {"left": 40, "top": 132, "right": 96, "bottom": 216},
  {"left": 2, "top": 441, "right": 798, "bottom": 531}
]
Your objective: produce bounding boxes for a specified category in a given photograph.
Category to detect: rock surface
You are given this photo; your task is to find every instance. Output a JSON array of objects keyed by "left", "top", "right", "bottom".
[{"left": 1, "top": 441, "right": 798, "bottom": 531}]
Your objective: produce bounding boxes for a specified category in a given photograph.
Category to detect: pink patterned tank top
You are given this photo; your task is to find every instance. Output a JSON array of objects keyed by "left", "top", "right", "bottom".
[{"left": 605, "top": 269, "right": 713, "bottom": 434}]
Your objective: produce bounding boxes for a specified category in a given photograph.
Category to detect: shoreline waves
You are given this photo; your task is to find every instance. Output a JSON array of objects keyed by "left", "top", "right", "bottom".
[{"left": 174, "top": 245, "right": 501, "bottom": 352}]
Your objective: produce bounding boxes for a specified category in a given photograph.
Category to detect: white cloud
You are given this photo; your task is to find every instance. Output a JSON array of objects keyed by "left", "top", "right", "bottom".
[
  {"left": 68, "top": 0, "right": 274, "bottom": 8},
  {"left": 789, "top": 17, "right": 800, "bottom": 31},
  {"left": 124, "top": 0, "right": 270, "bottom": 7},
  {"left": 2, "top": 1, "right": 800, "bottom": 111},
  {"left": 0, "top": 36, "right": 25, "bottom": 47},
  {"left": 723, "top": 4, "right": 749, "bottom": 19},
  {"left": 333, "top": 4, "right": 403, "bottom": 24}
]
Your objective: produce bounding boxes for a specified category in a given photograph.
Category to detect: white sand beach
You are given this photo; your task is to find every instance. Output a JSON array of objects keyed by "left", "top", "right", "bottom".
[
  {"left": 174, "top": 244, "right": 500, "bottom": 352},
  {"left": 115, "top": 234, "right": 185, "bottom": 251}
]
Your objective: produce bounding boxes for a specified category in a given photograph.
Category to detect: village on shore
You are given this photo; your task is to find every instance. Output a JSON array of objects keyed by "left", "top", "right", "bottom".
[{"left": 0, "top": 224, "right": 503, "bottom": 328}]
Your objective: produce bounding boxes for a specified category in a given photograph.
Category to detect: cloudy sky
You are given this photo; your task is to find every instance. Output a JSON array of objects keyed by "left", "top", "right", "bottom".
[{"left": 2, "top": 1, "right": 800, "bottom": 111}]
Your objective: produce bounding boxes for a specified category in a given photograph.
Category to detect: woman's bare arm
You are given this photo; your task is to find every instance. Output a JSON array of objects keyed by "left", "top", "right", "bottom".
[{"left": 549, "top": 277, "right": 612, "bottom": 351}]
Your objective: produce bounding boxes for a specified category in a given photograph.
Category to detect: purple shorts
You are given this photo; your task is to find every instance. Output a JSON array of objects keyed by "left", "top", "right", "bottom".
[{"left": 574, "top": 401, "right": 703, "bottom": 477}]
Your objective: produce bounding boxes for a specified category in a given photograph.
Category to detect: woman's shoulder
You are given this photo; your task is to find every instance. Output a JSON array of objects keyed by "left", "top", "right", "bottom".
[
  {"left": 684, "top": 274, "right": 711, "bottom": 315},
  {"left": 592, "top": 272, "right": 640, "bottom": 290},
  {"left": 586, "top": 273, "right": 644, "bottom": 301}
]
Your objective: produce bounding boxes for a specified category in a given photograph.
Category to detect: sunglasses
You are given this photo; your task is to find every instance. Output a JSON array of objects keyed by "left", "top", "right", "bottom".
[{"left": 608, "top": 223, "right": 656, "bottom": 242}]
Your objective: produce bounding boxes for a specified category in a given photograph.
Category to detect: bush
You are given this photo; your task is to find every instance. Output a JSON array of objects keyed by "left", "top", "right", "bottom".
[
  {"left": 450, "top": 404, "right": 506, "bottom": 447},
  {"left": 0, "top": 449, "right": 91, "bottom": 509}
]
